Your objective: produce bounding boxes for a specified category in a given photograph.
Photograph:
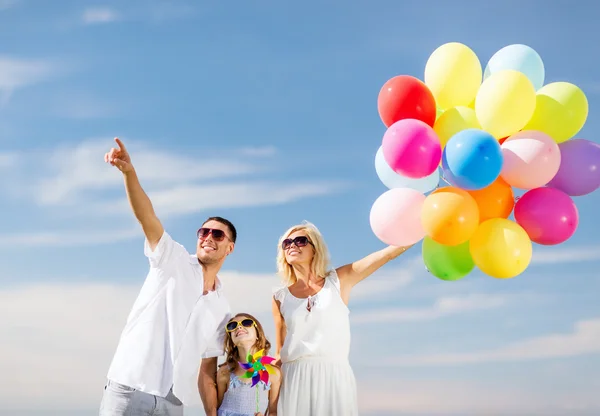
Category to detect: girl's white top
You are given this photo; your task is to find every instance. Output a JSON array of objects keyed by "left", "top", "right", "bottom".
[{"left": 273, "top": 269, "right": 351, "bottom": 363}]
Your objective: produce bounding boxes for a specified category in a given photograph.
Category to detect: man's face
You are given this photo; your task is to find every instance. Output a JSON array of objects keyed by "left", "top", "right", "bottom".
[{"left": 196, "top": 220, "right": 234, "bottom": 265}]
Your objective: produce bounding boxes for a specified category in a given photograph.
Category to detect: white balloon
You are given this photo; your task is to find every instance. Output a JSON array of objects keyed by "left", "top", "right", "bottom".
[{"left": 375, "top": 146, "right": 440, "bottom": 193}]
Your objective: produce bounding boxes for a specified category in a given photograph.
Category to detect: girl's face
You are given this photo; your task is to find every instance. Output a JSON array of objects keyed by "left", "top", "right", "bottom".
[{"left": 227, "top": 315, "right": 258, "bottom": 345}]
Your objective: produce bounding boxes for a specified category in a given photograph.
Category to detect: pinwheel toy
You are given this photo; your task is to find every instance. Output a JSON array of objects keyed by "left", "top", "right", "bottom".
[{"left": 239, "top": 349, "right": 277, "bottom": 387}]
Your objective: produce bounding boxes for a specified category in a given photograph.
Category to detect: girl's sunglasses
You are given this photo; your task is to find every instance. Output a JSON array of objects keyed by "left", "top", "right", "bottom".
[
  {"left": 281, "top": 236, "right": 313, "bottom": 250},
  {"left": 226, "top": 318, "right": 255, "bottom": 332},
  {"left": 197, "top": 227, "right": 228, "bottom": 242}
]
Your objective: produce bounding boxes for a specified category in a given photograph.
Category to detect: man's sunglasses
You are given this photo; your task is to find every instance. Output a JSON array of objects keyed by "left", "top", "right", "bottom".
[
  {"left": 197, "top": 227, "right": 229, "bottom": 242},
  {"left": 281, "top": 236, "right": 313, "bottom": 250},
  {"left": 226, "top": 318, "right": 255, "bottom": 332}
]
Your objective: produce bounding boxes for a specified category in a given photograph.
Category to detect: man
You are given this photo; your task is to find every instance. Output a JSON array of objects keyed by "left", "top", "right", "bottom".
[{"left": 100, "top": 137, "right": 234, "bottom": 416}]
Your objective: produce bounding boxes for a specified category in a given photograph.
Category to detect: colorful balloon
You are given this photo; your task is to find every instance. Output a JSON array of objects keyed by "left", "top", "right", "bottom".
[
  {"left": 524, "top": 82, "right": 588, "bottom": 143},
  {"left": 442, "top": 129, "right": 503, "bottom": 190},
  {"left": 421, "top": 187, "right": 480, "bottom": 246},
  {"left": 500, "top": 130, "right": 561, "bottom": 189},
  {"left": 422, "top": 237, "right": 474, "bottom": 281},
  {"left": 467, "top": 177, "right": 515, "bottom": 222},
  {"left": 377, "top": 75, "right": 437, "bottom": 128},
  {"left": 433, "top": 106, "right": 481, "bottom": 148},
  {"left": 374, "top": 147, "right": 440, "bottom": 193},
  {"left": 484, "top": 44, "right": 545, "bottom": 90},
  {"left": 469, "top": 218, "right": 532, "bottom": 279},
  {"left": 475, "top": 70, "right": 536, "bottom": 138},
  {"left": 436, "top": 107, "right": 444, "bottom": 121},
  {"left": 547, "top": 139, "right": 600, "bottom": 196},
  {"left": 514, "top": 187, "right": 579, "bottom": 245},
  {"left": 424, "top": 42, "right": 482, "bottom": 109},
  {"left": 370, "top": 188, "right": 426, "bottom": 246},
  {"left": 381, "top": 119, "right": 442, "bottom": 179}
]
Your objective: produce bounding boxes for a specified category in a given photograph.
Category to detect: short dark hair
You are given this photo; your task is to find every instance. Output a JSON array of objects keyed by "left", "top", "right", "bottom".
[{"left": 203, "top": 216, "right": 237, "bottom": 243}]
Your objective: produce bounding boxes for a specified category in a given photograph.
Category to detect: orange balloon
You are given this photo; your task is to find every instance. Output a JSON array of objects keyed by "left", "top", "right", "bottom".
[
  {"left": 467, "top": 177, "right": 515, "bottom": 223},
  {"left": 421, "top": 187, "right": 480, "bottom": 245}
]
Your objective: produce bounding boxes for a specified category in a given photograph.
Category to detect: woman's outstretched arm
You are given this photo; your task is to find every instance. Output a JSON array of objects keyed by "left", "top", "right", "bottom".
[{"left": 336, "top": 245, "right": 412, "bottom": 296}]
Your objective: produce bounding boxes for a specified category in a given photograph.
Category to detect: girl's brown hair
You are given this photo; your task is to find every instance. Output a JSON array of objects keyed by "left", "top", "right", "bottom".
[{"left": 223, "top": 312, "right": 271, "bottom": 372}]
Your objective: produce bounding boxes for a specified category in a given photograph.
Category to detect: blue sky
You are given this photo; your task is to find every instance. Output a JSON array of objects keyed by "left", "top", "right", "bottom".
[{"left": 2, "top": 1, "right": 600, "bottom": 415}]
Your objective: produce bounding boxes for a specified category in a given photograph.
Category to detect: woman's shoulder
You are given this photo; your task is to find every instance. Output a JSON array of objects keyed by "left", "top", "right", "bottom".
[{"left": 272, "top": 285, "right": 288, "bottom": 303}]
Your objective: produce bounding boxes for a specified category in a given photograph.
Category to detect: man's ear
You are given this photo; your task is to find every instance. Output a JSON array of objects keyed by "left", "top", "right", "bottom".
[{"left": 227, "top": 243, "right": 235, "bottom": 255}]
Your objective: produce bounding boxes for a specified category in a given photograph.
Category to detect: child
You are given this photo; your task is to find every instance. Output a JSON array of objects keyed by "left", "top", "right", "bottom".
[{"left": 217, "top": 313, "right": 281, "bottom": 416}]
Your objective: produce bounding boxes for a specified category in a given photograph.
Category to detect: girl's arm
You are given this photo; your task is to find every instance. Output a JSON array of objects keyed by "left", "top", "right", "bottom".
[
  {"left": 266, "top": 367, "right": 282, "bottom": 415},
  {"left": 271, "top": 297, "right": 286, "bottom": 365},
  {"left": 336, "top": 245, "right": 412, "bottom": 298},
  {"left": 216, "top": 365, "right": 229, "bottom": 410}
]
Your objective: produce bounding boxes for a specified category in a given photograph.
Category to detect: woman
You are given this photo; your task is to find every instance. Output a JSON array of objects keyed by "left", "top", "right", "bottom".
[{"left": 271, "top": 221, "right": 411, "bottom": 415}]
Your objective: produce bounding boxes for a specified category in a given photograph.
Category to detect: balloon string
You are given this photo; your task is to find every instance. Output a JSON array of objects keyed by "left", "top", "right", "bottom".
[{"left": 439, "top": 174, "right": 451, "bottom": 187}]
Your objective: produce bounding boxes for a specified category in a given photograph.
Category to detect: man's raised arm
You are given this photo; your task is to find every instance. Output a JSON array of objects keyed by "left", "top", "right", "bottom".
[{"left": 104, "top": 137, "right": 164, "bottom": 250}]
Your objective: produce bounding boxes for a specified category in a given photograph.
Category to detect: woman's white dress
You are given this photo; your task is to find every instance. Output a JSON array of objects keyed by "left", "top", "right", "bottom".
[{"left": 273, "top": 269, "right": 358, "bottom": 416}]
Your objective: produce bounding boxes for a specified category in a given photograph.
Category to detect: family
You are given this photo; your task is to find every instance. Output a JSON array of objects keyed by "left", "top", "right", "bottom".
[{"left": 99, "top": 138, "right": 412, "bottom": 416}]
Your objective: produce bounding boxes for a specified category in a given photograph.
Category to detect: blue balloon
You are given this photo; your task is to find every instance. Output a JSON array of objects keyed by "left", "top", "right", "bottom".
[
  {"left": 375, "top": 147, "right": 439, "bottom": 194},
  {"left": 442, "top": 129, "right": 503, "bottom": 190},
  {"left": 484, "top": 44, "right": 545, "bottom": 90}
]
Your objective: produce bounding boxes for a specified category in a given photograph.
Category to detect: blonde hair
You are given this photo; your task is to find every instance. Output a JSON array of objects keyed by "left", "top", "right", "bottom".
[{"left": 276, "top": 221, "right": 331, "bottom": 285}]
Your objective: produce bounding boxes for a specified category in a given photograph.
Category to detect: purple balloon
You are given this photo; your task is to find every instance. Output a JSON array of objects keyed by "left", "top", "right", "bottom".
[{"left": 548, "top": 139, "right": 600, "bottom": 196}]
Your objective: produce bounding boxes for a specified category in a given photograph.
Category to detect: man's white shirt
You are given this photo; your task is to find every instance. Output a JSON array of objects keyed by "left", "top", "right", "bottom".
[{"left": 106, "top": 231, "right": 231, "bottom": 405}]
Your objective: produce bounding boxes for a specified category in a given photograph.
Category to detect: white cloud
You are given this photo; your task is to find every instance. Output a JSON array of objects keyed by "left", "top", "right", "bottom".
[
  {"left": 0, "top": 0, "right": 18, "bottom": 10},
  {"left": 82, "top": 7, "right": 120, "bottom": 24},
  {"left": 0, "top": 57, "right": 57, "bottom": 104},
  {"left": 30, "top": 139, "right": 265, "bottom": 206},
  {"left": 532, "top": 245, "right": 600, "bottom": 264},
  {"left": 0, "top": 151, "right": 18, "bottom": 168},
  {"left": 18, "top": 139, "right": 346, "bottom": 209},
  {"left": 236, "top": 146, "right": 278, "bottom": 157},
  {"left": 387, "top": 317, "right": 600, "bottom": 366},
  {"left": 0, "top": 138, "right": 350, "bottom": 247},
  {"left": 0, "top": 227, "right": 140, "bottom": 248},
  {"left": 352, "top": 293, "right": 511, "bottom": 324},
  {"left": 357, "top": 378, "right": 600, "bottom": 416}
]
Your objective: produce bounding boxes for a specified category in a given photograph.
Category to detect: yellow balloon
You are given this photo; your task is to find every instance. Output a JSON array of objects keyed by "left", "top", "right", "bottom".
[
  {"left": 436, "top": 106, "right": 444, "bottom": 121},
  {"left": 469, "top": 218, "right": 532, "bottom": 279},
  {"left": 434, "top": 106, "right": 481, "bottom": 148},
  {"left": 425, "top": 42, "right": 482, "bottom": 110},
  {"left": 475, "top": 70, "right": 536, "bottom": 138},
  {"left": 523, "top": 82, "right": 588, "bottom": 143}
]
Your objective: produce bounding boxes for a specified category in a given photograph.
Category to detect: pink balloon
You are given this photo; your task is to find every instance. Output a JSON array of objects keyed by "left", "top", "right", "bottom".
[
  {"left": 514, "top": 187, "right": 579, "bottom": 245},
  {"left": 500, "top": 130, "right": 561, "bottom": 189},
  {"left": 370, "top": 188, "right": 426, "bottom": 246},
  {"left": 382, "top": 118, "right": 442, "bottom": 179}
]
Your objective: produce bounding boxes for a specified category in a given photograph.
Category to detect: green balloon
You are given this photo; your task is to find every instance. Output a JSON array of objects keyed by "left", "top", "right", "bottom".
[{"left": 422, "top": 237, "right": 475, "bottom": 281}]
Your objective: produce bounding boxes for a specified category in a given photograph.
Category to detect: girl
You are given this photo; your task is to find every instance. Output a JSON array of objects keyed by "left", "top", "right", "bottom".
[{"left": 217, "top": 313, "right": 281, "bottom": 416}]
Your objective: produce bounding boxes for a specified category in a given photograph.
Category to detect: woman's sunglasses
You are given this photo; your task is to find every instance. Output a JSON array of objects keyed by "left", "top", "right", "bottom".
[
  {"left": 226, "top": 318, "right": 255, "bottom": 332},
  {"left": 197, "top": 227, "right": 229, "bottom": 242},
  {"left": 281, "top": 236, "right": 313, "bottom": 250}
]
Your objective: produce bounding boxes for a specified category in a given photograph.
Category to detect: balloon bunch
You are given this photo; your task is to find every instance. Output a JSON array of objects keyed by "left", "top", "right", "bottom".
[{"left": 370, "top": 42, "right": 600, "bottom": 280}]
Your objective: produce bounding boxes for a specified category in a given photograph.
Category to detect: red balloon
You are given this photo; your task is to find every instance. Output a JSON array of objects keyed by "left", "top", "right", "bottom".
[
  {"left": 377, "top": 75, "right": 436, "bottom": 128},
  {"left": 498, "top": 136, "right": 508, "bottom": 145}
]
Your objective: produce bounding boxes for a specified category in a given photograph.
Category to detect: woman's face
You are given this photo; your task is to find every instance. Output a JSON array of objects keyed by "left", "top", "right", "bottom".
[
  {"left": 282, "top": 230, "right": 314, "bottom": 266},
  {"left": 228, "top": 315, "right": 258, "bottom": 345}
]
